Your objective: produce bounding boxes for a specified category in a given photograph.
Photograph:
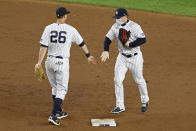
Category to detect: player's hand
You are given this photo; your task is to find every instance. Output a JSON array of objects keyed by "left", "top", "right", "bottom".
[
  {"left": 100, "top": 51, "right": 109, "bottom": 62},
  {"left": 37, "top": 63, "right": 42, "bottom": 67},
  {"left": 87, "top": 56, "right": 97, "bottom": 64},
  {"left": 34, "top": 64, "right": 47, "bottom": 82},
  {"left": 124, "top": 40, "right": 130, "bottom": 47}
]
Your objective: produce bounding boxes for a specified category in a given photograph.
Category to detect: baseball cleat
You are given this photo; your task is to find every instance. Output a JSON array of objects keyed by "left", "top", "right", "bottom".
[
  {"left": 141, "top": 103, "right": 149, "bottom": 112},
  {"left": 48, "top": 114, "right": 60, "bottom": 126},
  {"left": 56, "top": 111, "right": 68, "bottom": 119},
  {"left": 111, "top": 107, "right": 125, "bottom": 114}
]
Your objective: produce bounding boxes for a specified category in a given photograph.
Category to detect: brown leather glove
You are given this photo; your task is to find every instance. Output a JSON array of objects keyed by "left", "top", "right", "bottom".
[
  {"left": 118, "top": 28, "right": 130, "bottom": 45},
  {"left": 34, "top": 64, "right": 47, "bottom": 82}
]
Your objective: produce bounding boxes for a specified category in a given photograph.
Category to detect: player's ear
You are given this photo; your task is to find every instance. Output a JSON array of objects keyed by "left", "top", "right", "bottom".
[{"left": 63, "top": 15, "right": 67, "bottom": 19}]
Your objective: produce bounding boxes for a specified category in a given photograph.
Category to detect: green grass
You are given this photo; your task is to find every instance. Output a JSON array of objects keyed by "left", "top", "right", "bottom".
[{"left": 50, "top": 0, "right": 196, "bottom": 17}]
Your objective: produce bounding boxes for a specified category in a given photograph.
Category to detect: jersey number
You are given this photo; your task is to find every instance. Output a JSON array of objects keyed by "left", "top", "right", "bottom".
[{"left": 50, "top": 31, "right": 66, "bottom": 43}]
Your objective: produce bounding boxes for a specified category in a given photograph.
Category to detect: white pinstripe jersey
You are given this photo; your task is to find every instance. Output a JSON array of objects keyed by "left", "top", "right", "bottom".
[
  {"left": 40, "top": 23, "right": 83, "bottom": 58},
  {"left": 106, "top": 20, "right": 145, "bottom": 54}
]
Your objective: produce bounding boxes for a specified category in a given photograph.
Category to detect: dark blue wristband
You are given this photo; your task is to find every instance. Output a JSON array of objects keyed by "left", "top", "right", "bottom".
[{"left": 85, "top": 53, "right": 91, "bottom": 58}]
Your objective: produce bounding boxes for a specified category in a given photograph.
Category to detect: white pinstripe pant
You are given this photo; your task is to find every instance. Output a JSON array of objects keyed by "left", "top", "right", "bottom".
[
  {"left": 114, "top": 52, "right": 149, "bottom": 110},
  {"left": 45, "top": 57, "right": 69, "bottom": 100}
]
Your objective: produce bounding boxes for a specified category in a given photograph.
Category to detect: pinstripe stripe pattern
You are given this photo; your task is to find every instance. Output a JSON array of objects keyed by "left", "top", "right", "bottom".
[
  {"left": 106, "top": 20, "right": 149, "bottom": 109},
  {"left": 106, "top": 20, "right": 145, "bottom": 55},
  {"left": 114, "top": 52, "right": 149, "bottom": 109},
  {"left": 41, "top": 22, "right": 83, "bottom": 100},
  {"left": 40, "top": 23, "right": 83, "bottom": 58},
  {"left": 45, "top": 57, "right": 69, "bottom": 100}
]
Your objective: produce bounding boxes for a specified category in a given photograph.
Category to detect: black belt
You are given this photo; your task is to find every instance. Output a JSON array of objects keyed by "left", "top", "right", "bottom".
[
  {"left": 49, "top": 55, "right": 63, "bottom": 59},
  {"left": 121, "top": 53, "right": 138, "bottom": 58}
]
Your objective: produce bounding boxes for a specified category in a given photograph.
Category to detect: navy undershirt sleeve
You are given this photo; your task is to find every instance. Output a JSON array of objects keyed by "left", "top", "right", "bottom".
[
  {"left": 40, "top": 44, "right": 48, "bottom": 47},
  {"left": 129, "top": 38, "right": 146, "bottom": 48},
  {"left": 104, "top": 37, "right": 112, "bottom": 51},
  {"left": 78, "top": 41, "right": 85, "bottom": 47}
]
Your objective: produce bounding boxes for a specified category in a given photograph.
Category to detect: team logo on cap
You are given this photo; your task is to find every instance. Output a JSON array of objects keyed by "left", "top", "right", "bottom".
[{"left": 116, "top": 11, "right": 118, "bottom": 15}]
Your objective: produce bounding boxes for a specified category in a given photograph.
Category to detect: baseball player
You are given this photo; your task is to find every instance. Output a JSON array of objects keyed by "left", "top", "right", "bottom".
[
  {"left": 100, "top": 8, "right": 149, "bottom": 113},
  {"left": 35, "top": 7, "right": 96, "bottom": 126}
]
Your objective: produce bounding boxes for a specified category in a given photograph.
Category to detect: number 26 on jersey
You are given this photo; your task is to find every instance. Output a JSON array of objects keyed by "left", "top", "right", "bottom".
[{"left": 50, "top": 31, "right": 66, "bottom": 43}]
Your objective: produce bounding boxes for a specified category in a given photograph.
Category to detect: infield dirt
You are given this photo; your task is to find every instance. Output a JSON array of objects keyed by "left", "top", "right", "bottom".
[{"left": 0, "top": 0, "right": 196, "bottom": 131}]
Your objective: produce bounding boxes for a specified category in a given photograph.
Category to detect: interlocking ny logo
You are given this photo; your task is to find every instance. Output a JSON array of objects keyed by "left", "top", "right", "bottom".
[{"left": 116, "top": 11, "right": 118, "bottom": 15}]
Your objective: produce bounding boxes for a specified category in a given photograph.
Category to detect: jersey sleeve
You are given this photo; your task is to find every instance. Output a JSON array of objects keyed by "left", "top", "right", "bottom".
[
  {"left": 40, "top": 26, "right": 49, "bottom": 47},
  {"left": 71, "top": 28, "right": 84, "bottom": 45},
  {"left": 132, "top": 25, "right": 145, "bottom": 38},
  {"left": 106, "top": 25, "right": 115, "bottom": 41}
]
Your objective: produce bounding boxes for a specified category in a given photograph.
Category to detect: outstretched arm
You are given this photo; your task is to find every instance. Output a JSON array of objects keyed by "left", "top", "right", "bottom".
[
  {"left": 100, "top": 37, "right": 112, "bottom": 62},
  {"left": 72, "top": 28, "right": 96, "bottom": 64},
  {"left": 100, "top": 24, "right": 115, "bottom": 62},
  {"left": 37, "top": 46, "right": 47, "bottom": 66}
]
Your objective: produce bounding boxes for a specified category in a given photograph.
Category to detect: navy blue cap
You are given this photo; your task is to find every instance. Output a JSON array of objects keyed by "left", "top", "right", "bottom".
[
  {"left": 56, "top": 7, "right": 70, "bottom": 18},
  {"left": 112, "top": 8, "right": 128, "bottom": 19}
]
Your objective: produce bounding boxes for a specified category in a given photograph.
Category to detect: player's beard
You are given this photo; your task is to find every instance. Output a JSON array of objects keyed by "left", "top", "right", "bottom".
[{"left": 116, "top": 19, "right": 124, "bottom": 25}]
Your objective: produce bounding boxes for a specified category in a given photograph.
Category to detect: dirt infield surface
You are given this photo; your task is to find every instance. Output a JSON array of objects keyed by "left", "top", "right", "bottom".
[{"left": 0, "top": 0, "right": 196, "bottom": 131}]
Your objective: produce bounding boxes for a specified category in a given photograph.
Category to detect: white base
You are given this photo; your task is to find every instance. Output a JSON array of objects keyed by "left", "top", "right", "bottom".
[{"left": 91, "top": 119, "right": 116, "bottom": 127}]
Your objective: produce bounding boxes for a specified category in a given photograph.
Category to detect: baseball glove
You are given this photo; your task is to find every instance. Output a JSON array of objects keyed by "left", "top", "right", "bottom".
[
  {"left": 34, "top": 64, "right": 47, "bottom": 82},
  {"left": 118, "top": 28, "right": 130, "bottom": 45}
]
